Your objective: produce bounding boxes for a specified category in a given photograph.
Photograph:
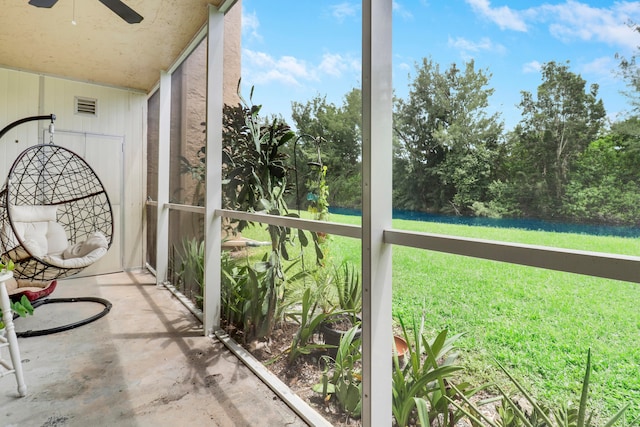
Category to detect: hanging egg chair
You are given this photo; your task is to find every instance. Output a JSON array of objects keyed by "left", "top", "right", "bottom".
[
  {"left": 0, "top": 114, "right": 113, "bottom": 336},
  {"left": 0, "top": 144, "right": 113, "bottom": 281}
]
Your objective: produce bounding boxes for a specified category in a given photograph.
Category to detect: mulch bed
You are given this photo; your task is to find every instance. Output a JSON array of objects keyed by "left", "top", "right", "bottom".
[{"left": 226, "top": 321, "right": 363, "bottom": 426}]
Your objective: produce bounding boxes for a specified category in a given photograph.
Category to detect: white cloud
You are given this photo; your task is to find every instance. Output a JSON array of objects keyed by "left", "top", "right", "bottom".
[
  {"left": 466, "top": 1, "right": 640, "bottom": 53},
  {"left": 398, "top": 62, "right": 411, "bottom": 72},
  {"left": 243, "top": 49, "right": 316, "bottom": 87},
  {"left": 616, "top": 1, "right": 640, "bottom": 15},
  {"left": 393, "top": 1, "right": 414, "bottom": 20},
  {"left": 580, "top": 56, "right": 621, "bottom": 86},
  {"left": 319, "top": 53, "right": 346, "bottom": 77},
  {"left": 448, "top": 36, "right": 506, "bottom": 59},
  {"left": 279, "top": 56, "right": 314, "bottom": 79},
  {"left": 318, "top": 53, "right": 360, "bottom": 78},
  {"left": 581, "top": 56, "right": 616, "bottom": 77},
  {"left": 538, "top": 1, "right": 640, "bottom": 52},
  {"left": 523, "top": 57, "right": 618, "bottom": 80},
  {"left": 465, "top": 0, "right": 528, "bottom": 32},
  {"left": 522, "top": 60, "right": 542, "bottom": 73},
  {"left": 243, "top": 49, "right": 360, "bottom": 89},
  {"left": 330, "top": 2, "right": 358, "bottom": 22},
  {"left": 242, "top": 9, "right": 262, "bottom": 42}
]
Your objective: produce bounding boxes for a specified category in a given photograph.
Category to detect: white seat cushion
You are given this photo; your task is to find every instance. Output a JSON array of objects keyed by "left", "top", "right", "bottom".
[
  {"left": 62, "top": 232, "right": 108, "bottom": 259},
  {"left": 45, "top": 247, "right": 108, "bottom": 268},
  {"left": 4, "top": 204, "right": 108, "bottom": 268}
]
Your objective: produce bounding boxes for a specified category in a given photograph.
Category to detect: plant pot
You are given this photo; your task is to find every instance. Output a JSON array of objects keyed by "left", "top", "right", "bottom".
[
  {"left": 320, "top": 313, "right": 361, "bottom": 357},
  {"left": 393, "top": 335, "right": 409, "bottom": 364}
]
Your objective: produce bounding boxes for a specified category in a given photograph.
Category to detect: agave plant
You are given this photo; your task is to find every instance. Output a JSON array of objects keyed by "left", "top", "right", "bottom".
[
  {"left": 392, "top": 314, "right": 479, "bottom": 427},
  {"left": 314, "top": 325, "right": 363, "bottom": 418},
  {"left": 446, "top": 349, "right": 637, "bottom": 427}
]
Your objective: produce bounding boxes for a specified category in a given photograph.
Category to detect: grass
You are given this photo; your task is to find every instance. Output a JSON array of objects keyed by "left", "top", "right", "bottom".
[{"left": 236, "top": 212, "right": 640, "bottom": 420}]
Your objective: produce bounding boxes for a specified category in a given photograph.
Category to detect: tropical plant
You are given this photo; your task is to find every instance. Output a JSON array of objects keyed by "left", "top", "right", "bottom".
[
  {"left": 0, "top": 295, "right": 33, "bottom": 331},
  {"left": 294, "top": 260, "right": 361, "bottom": 317},
  {"left": 222, "top": 85, "right": 322, "bottom": 340},
  {"left": 392, "top": 315, "right": 474, "bottom": 427},
  {"left": 220, "top": 248, "right": 309, "bottom": 343},
  {"left": 220, "top": 251, "right": 245, "bottom": 328},
  {"left": 307, "top": 162, "right": 330, "bottom": 222},
  {"left": 0, "top": 258, "right": 13, "bottom": 274},
  {"left": 314, "top": 325, "right": 363, "bottom": 418},
  {"left": 220, "top": 250, "right": 266, "bottom": 339},
  {"left": 286, "top": 288, "right": 334, "bottom": 364},
  {"left": 176, "top": 237, "right": 205, "bottom": 308},
  {"left": 446, "top": 349, "right": 637, "bottom": 427},
  {"left": 333, "top": 260, "right": 362, "bottom": 314}
]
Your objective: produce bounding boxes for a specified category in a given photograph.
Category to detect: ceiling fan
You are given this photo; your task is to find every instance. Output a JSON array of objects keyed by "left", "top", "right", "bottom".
[{"left": 28, "top": 0, "right": 144, "bottom": 24}]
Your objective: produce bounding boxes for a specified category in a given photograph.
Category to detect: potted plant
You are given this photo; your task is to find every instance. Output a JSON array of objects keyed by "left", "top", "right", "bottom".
[
  {"left": 320, "top": 311, "right": 361, "bottom": 351},
  {"left": 314, "top": 325, "right": 363, "bottom": 419},
  {"left": 0, "top": 259, "right": 34, "bottom": 332},
  {"left": 319, "top": 261, "right": 362, "bottom": 354},
  {"left": 393, "top": 335, "right": 409, "bottom": 364}
]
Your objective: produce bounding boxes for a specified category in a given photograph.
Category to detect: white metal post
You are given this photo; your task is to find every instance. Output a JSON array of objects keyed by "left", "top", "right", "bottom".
[
  {"left": 203, "top": 6, "right": 224, "bottom": 335},
  {"left": 155, "top": 71, "right": 171, "bottom": 286},
  {"left": 361, "top": 0, "right": 393, "bottom": 425},
  {"left": 0, "top": 271, "right": 26, "bottom": 397}
]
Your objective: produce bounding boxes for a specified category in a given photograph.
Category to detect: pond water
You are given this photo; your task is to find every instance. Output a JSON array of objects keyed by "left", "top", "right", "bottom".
[{"left": 330, "top": 207, "right": 640, "bottom": 239}]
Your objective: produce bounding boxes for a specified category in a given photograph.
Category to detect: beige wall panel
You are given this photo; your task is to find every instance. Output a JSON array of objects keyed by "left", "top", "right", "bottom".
[
  {"left": 0, "top": 68, "right": 146, "bottom": 273},
  {"left": 42, "top": 76, "right": 147, "bottom": 272},
  {"left": 0, "top": 69, "right": 41, "bottom": 180},
  {"left": 223, "top": 2, "right": 242, "bottom": 107}
]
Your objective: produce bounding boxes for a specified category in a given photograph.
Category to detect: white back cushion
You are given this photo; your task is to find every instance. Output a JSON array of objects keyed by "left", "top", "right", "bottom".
[
  {"left": 46, "top": 221, "right": 69, "bottom": 254},
  {"left": 9, "top": 205, "right": 69, "bottom": 256},
  {"left": 10, "top": 205, "right": 58, "bottom": 222}
]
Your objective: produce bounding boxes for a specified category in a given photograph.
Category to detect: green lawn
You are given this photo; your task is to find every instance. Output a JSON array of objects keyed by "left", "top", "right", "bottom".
[{"left": 238, "top": 213, "right": 640, "bottom": 419}]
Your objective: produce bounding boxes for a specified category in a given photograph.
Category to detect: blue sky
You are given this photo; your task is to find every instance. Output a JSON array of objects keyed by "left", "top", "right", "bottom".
[{"left": 240, "top": 0, "right": 640, "bottom": 131}]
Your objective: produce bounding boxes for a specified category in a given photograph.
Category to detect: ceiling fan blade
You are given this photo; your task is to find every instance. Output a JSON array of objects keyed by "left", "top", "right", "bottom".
[
  {"left": 28, "top": 0, "right": 59, "bottom": 7},
  {"left": 98, "top": 0, "right": 144, "bottom": 24}
]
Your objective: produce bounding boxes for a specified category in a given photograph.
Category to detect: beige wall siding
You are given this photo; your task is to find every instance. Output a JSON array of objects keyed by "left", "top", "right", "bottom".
[
  {"left": 224, "top": 1, "right": 242, "bottom": 107},
  {"left": 0, "top": 69, "right": 41, "bottom": 180},
  {"left": 0, "top": 67, "right": 146, "bottom": 272}
]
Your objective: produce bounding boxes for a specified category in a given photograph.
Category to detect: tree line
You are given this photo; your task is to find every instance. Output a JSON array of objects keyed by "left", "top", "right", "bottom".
[{"left": 288, "top": 52, "right": 640, "bottom": 227}]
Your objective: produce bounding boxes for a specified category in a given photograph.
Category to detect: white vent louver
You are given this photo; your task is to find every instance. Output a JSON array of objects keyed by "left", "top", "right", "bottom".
[{"left": 75, "top": 96, "right": 97, "bottom": 116}]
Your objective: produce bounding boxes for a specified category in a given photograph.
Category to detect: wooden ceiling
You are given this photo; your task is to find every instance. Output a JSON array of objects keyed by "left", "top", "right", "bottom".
[{"left": 0, "top": 1, "right": 237, "bottom": 92}]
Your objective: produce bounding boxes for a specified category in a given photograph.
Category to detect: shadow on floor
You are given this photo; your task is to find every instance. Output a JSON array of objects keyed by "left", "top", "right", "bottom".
[{"left": 2, "top": 270, "right": 307, "bottom": 427}]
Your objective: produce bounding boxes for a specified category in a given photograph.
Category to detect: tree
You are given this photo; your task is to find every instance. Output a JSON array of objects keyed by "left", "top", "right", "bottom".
[
  {"left": 616, "top": 22, "right": 640, "bottom": 113},
  {"left": 563, "top": 129, "right": 640, "bottom": 225},
  {"left": 290, "top": 89, "right": 362, "bottom": 209},
  {"left": 393, "top": 58, "right": 503, "bottom": 214},
  {"left": 510, "top": 61, "right": 605, "bottom": 217}
]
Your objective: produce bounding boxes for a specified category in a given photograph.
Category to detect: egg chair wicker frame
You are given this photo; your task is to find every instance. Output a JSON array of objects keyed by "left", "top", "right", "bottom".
[
  {"left": 0, "top": 114, "right": 114, "bottom": 335},
  {"left": 0, "top": 143, "right": 114, "bottom": 281}
]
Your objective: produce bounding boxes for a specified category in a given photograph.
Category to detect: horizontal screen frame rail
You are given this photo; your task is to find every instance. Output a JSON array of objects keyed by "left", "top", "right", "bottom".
[{"left": 384, "top": 229, "right": 640, "bottom": 284}]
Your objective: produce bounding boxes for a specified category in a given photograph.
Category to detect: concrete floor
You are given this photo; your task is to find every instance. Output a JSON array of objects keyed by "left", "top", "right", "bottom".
[{"left": 1, "top": 271, "right": 308, "bottom": 427}]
